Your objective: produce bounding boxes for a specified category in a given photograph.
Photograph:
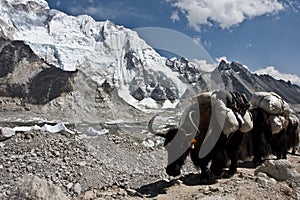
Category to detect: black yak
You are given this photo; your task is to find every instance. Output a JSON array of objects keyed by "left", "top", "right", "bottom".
[
  {"left": 286, "top": 118, "right": 299, "bottom": 155},
  {"left": 249, "top": 107, "right": 299, "bottom": 165},
  {"left": 148, "top": 90, "right": 252, "bottom": 182}
]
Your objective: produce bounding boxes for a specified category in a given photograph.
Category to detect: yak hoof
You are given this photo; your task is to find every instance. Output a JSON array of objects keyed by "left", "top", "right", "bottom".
[
  {"left": 253, "top": 158, "right": 263, "bottom": 166},
  {"left": 222, "top": 169, "right": 236, "bottom": 179},
  {"left": 199, "top": 172, "right": 217, "bottom": 185}
]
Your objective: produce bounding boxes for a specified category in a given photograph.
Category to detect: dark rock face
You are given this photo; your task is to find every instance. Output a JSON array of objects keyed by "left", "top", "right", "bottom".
[
  {"left": 124, "top": 51, "right": 141, "bottom": 70},
  {"left": 27, "top": 68, "right": 76, "bottom": 104},
  {"left": 0, "top": 40, "right": 38, "bottom": 77},
  {"left": 131, "top": 87, "right": 145, "bottom": 101},
  {"left": 165, "top": 87, "right": 177, "bottom": 102},
  {"left": 165, "top": 57, "right": 300, "bottom": 111},
  {"left": 165, "top": 57, "right": 209, "bottom": 92},
  {"left": 101, "top": 79, "right": 114, "bottom": 94},
  {"left": 0, "top": 39, "right": 76, "bottom": 105},
  {"left": 150, "top": 85, "right": 167, "bottom": 102},
  {"left": 214, "top": 61, "right": 300, "bottom": 104},
  {"left": 1, "top": 37, "right": 300, "bottom": 109}
]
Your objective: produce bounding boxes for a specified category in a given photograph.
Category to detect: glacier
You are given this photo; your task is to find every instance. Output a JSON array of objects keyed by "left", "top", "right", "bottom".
[{"left": 0, "top": 0, "right": 189, "bottom": 111}]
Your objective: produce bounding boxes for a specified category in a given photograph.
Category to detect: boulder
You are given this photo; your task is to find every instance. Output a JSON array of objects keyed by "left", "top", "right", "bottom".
[
  {"left": 0, "top": 127, "right": 15, "bottom": 141},
  {"left": 255, "top": 160, "right": 300, "bottom": 186},
  {"left": 10, "top": 175, "right": 69, "bottom": 200}
]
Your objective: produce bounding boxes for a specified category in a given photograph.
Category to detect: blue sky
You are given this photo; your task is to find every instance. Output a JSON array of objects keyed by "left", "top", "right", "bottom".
[{"left": 45, "top": 0, "right": 300, "bottom": 84}]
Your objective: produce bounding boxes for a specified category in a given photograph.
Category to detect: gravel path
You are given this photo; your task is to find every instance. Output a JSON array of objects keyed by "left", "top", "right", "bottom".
[{"left": 0, "top": 123, "right": 300, "bottom": 200}]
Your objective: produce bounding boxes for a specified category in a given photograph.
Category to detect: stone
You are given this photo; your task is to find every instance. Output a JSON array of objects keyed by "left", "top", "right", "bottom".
[
  {"left": 255, "top": 159, "right": 300, "bottom": 189},
  {"left": 73, "top": 183, "right": 82, "bottom": 195},
  {"left": 78, "top": 161, "right": 87, "bottom": 167},
  {"left": 0, "top": 127, "right": 15, "bottom": 141},
  {"left": 82, "top": 190, "right": 96, "bottom": 200},
  {"left": 10, "top": 175, "right": 69, "bottom": 200},
  {"left": 66, "top": 182, "right": 73, "bottom": 191},
  {"left": 256, "top": 176, "right": 270, "bottom": 187}
]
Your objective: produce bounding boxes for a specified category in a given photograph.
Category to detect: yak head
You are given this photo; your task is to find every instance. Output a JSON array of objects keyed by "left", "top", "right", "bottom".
[{"left": 147, "top": 103, "right": 203, "bottom": 177}]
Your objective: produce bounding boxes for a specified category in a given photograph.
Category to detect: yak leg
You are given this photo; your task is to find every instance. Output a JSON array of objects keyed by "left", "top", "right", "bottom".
[
  {"left": 252, "top": 130, "right": 271, "bottom": 166},
  {"left": 272, "top": 130, "right": 288, "bottom": 159},
  {"left": 199, "top": 156, "right": 217, "bottom": 184},
  {"left": 210, "top": 149, "right": 227, "bottom": 177},
  {"left": 292, "top": 146, "right": 297, "bottom": 155},
  {"left": 190, "top": 147, "right": 216, "bottom": 184},
  {"left": 228, "top": 132, "right": 244, "bottom": 176},
  {"left": 210, "top": 134, "right": 227, "bottom": 178}
]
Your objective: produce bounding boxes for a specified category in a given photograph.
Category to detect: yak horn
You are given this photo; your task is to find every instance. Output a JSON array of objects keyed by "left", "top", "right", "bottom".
[
  {"left": 148, "top": 115, "right": 169, "bottom": 137},
  {"left": 189, "top": 111, "right": 199, "bottom": 131}
]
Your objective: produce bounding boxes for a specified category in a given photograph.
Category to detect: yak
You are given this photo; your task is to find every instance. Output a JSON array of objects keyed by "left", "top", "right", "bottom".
[
  {"left": 286, "top": 118, "right": 299, "bottom": 155},
  {"left": 148, "top": 90, "right": 252, "bottom": 182},
  {"left": 249, "top": 107, "right": 299, "bottom": 165}
]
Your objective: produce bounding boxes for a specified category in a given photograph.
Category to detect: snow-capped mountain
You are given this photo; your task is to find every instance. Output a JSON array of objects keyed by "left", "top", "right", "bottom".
[
  {"left": 0, "top": 0, "right": 188, "bottom": 112},
  {"left": 0, "top": 0, "right": 299, "bottom": 124}
]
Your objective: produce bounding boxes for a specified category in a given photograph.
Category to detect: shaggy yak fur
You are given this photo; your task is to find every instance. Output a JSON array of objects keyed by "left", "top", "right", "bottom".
[
  {"left": 248, "top": 107, "right": 299, "bottom": 165},
  {"left": 286, "top": 118, "right": 299, "bottom": 155},
  {"left": 149, "top": 91, "right": 252, "bottom": 182}
]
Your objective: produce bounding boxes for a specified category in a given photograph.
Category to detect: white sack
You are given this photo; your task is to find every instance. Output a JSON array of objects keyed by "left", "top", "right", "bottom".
[
  {"left": 269, "top": 115, "right": 289, "bottom": 134},
  {"left": 240, "top": 110, "right": 253, "bottom": 133},
  {"left": 250, "top": 92, "right": 290, "bottom": 116},
  {"left": 212, "top": 98, "right": 240, "bottom": 136},
  {"left": 288, "top": 110, "right": 299, "bottom": 126}
]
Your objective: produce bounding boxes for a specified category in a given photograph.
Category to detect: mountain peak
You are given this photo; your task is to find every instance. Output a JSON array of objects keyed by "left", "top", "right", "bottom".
[
  {"left": 230, "top": 61, "right": 249, "bottom": 73},
  {"left": 217, "top": 60, "right": 229, "bottom": 70},
  {"left": 0, "top": 0, "right": 299, "bottom": 116},
  {"left": 5, "top": 0, "right": 48, "bottom": 6},
  {"left": 0, "top": 0, "right": 188, "bottom": 111},
  {"left": 217, "top": 60, "right": 248, "bottom": 73}
]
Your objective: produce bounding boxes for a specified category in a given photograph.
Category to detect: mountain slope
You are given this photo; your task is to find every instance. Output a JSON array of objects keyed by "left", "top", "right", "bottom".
[
  {"left": 213, "top": 60, "right": 300, "bottom": 104},
  {"left": 0, "top": 0, "right": 299, "bottom": 123},
  {"left": 0, "top": 0, "right": 188, "bottom": 112}
]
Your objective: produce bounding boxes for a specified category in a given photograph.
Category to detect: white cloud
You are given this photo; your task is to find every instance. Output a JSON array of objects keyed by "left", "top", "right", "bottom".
[
  {"left": 171, "top": 11, "right": 180, "bottom": 22},
  {"left": 254, "top": 66, "right": 300, "bottom": 86},
  {"left": 192, "top": 56, "right": 231, "bottom": 72},
  {"left": 192, "top": 59, "right": 216, "bottom": 72},
  {"left": 246, "top": 43, "right": 253, "bottom": 48},
  {"left": 168, "top": 0, "right": 284, "bottom": 31},
  {"left": 69, "top": 6, "right": 99, "bottom": 16},
  {"left": 216, "top": 56, "right": 229, "bottom": 64}
]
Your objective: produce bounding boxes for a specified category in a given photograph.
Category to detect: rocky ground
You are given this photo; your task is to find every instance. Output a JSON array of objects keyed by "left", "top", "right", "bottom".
[{"left": 0, "top": 120, "right": 300, "bottom": 200}]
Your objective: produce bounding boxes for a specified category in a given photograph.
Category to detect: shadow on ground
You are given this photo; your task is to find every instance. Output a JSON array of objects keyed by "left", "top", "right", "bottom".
[
  {"left": 135, "top": 173, "right": 217, "bottom": 198},
  {"left": 135, "top": 159, "right": 261, "bottom": 198}
]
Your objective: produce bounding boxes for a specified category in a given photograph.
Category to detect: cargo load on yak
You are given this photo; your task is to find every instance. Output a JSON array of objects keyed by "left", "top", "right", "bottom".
[
  {"left": 289, "top": 109, "right": 299, "bottom": 126},
  {"left": 250, "top": 92, "right": 290, "bottom": 116},
  {"left": 193, "top": 90, "right": 253, "bottom": 136},
  {"left": 211, "top": 91, "right": 253, "bottom": 135},
  {"left": 250, "top": 92, "right": 297, "bottom": 134}
]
